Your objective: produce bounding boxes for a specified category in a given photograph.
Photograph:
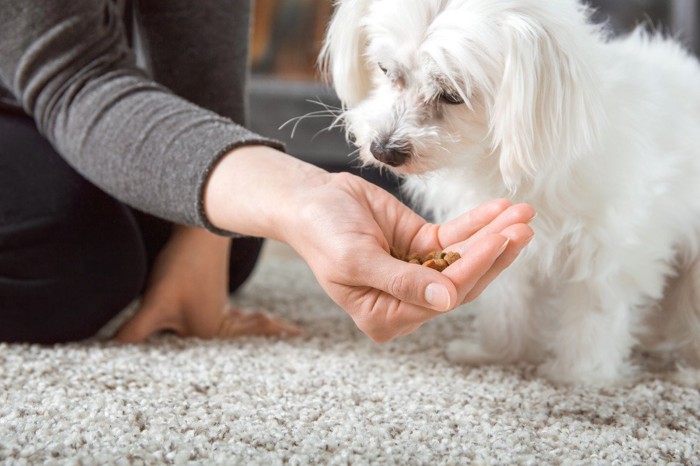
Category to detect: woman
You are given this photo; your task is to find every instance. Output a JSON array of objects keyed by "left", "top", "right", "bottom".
[{"left": 0, "top": 0, "right": 535, "bottom": 344}]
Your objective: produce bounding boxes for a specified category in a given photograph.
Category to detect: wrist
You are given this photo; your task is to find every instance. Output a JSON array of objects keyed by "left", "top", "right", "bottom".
[{"left": 203, "top": 145, "right": 330, "bottom": 240}]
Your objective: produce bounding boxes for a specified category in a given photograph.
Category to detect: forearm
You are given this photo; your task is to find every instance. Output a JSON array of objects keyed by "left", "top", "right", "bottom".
[
  {"left": 0, "top": 0, "right": 282, "bottom": 233},
  {"left": 203, "top": 145, "right": 329, "bottom": 240},
  {"left": 168, "top": 224, "right": 231, "bottom": 261}
]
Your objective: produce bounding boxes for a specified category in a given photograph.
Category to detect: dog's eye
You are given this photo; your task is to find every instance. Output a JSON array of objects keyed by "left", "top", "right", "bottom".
[
  {"left": 439, "top": 90, "right": 464, "bottom": 105},
  {"left": 378, "top": 63, "right": 389, "bottom": 75}
]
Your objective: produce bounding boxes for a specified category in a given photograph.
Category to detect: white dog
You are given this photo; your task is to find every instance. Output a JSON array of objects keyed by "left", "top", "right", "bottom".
[{"left": 320, "top": 0, "right": 700, "bottom": 385}]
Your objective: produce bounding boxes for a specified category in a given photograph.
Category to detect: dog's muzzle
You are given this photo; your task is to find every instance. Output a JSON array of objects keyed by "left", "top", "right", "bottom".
[{"left": 369, "top": 141, "right": 410, "bottom": 167}]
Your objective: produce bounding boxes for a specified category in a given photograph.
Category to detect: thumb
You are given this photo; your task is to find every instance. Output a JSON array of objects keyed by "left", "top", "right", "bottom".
[{"left": 366, "top": 250, "right": 458, "bottom": 312}]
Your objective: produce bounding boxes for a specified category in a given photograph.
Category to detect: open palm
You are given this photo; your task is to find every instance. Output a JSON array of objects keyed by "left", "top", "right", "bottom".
[{"left": 285, "top": 173, "right": 535, "bottom": 343}]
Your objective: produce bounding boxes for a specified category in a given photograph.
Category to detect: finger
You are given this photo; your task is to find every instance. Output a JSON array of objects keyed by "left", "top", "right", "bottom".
[
  {"left": 441, "top": 233, "right": 511, "bottom": 305},
  {"left": 217, "top": 309, "right": 304, "bottom": 338},
  {"left": 358, "top": 249, "right": 460, "bottom": 313},
  {"left": 442, "top": 203, "right": 536, "bottom": 251},
  {"left": 353, "top": 298, "right": 438, "bottom": 343},
  {"left": 113, "top": 300, "right": 182, "bottom": 343},
  {"left": 396, "top": 323, "right": 423, "bottom": 338},
  {"left": 435, "top": 198, "right": 513, "bottom": 247},
  {"left": 462, "top": 223, "right": 534, "bottom": 304}
]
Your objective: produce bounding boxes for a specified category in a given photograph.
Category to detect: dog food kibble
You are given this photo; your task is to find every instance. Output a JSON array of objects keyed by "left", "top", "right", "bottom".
[{"left": 390, "top": 248, "right": 461, "bottom": 272}]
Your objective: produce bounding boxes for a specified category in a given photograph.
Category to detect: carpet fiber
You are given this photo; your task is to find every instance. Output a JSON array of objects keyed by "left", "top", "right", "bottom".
[{"left": 1, "top": 252, "right": 699, "bottom": 465}]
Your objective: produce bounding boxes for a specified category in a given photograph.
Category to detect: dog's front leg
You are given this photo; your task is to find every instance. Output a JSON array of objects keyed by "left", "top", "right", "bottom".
[
  {"left": 446, "top": 269, "right": 541, "bottom": 366},
  {"left": 538, "top": 281, "right": 638, "bottom": 385}
]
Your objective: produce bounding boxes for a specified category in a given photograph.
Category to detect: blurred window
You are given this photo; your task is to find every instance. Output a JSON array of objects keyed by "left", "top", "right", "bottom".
[
  {"left": 587, "top": 0, "right": 670, "bottom": 32},
  {"left": 586, "top": 0, "right": 698, "bottom": 54},
  {"left": 251, "top": 0, "right": 333, "bottom": 81},
  {"left": 250, "top": 1, "right": 698, "bottom": 84}
]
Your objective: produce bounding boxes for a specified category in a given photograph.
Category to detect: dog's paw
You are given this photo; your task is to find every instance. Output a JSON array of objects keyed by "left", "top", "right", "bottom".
[
  {"left": 536, "top": 359, "right": 634, "bottom": 387},
  {"left": 445, "top": 339, "right": 494, "bottom": 365},
  {"left": 669, "top": 365, "right": 700, "bottom": 387}
]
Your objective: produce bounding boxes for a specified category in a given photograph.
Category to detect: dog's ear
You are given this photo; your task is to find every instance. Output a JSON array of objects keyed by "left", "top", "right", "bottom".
[
  {"left": 490, "top": 8, "right": 603, "bottom": 191},
  {"left": 320, "top": 0, "right": 374, "bottom": 107}
]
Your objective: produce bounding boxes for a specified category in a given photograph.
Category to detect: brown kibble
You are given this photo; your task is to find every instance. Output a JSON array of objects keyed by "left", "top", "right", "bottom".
[
  {"left": 424, "top": 251, "right": 441, "bottom": 261},
  {"left": 423, "top": 258, "right": 449, "bottom": 272},
  {"left": 391, "top": 248, "right": 461, "bottom": 273},
  {"left": 390, "top": 247, "right": 404, "bottom": 261},
  {"left": 421, "top": 259, "right": 438, "bottom": 270},
  {"left": 444, "top": 251, "right": 461, "bottom": 265},
  {"left": 407, "top": 253, "right": 422, "bottom": 263}
]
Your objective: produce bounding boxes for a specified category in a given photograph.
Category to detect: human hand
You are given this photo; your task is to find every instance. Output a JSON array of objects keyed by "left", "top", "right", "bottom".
[
  {"left": 204, "top": 146, "right": 534, "bottom": 343},
  {"left": 114, "top": 226, "right": 301, "bottom": 343},
  {"left": 281, "top": 172, "right": 535, "bottom": 343}
]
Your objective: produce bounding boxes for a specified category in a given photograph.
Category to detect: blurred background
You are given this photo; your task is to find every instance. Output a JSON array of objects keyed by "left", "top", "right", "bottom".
[{"left": 247, "top": 0, "right": 700, "bottom": 186}]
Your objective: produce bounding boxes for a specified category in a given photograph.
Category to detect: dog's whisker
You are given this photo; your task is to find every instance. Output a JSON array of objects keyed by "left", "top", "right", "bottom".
[
  {"left": 279, "top": 97, "right": 346, "bottom": 139},
  {"left": 306, "top": 99, "right": 348, "bottom": 132},
  {"left": 279, "top": 111, "right": 343, "bottom": 138},
  {"left": 305, "top": 98, "right": 343, "bottom": 114},
  {"left": 310, "top": 125, "right": 339, "bottom": 141},
  {"left": 279, "top": 110, "right": 340, "bottom": 124}
]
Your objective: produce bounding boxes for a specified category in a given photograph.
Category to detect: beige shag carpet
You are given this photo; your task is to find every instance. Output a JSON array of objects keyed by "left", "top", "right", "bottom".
[{"left": 1, "top": 244, "right": 699, "bottom": 465}]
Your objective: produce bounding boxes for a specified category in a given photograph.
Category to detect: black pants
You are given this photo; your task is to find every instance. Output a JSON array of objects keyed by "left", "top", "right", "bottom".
[{"left": 0, "top": 110, "right": 263, "bottom": 344}]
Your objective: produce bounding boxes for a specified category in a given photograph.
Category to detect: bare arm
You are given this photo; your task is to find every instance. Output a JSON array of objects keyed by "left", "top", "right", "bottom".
[{"left": 204, "top": 145, "right": 535, "bottom": 342}]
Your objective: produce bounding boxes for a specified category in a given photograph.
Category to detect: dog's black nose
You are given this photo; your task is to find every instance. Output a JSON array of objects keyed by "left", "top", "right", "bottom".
[{"left": 369, "top": 141, "right": 410, "bottom": 167}]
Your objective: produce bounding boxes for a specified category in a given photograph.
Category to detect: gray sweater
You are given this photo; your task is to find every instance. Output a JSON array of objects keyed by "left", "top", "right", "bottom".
[{"left": 0, "top": 0, "right": 283, "bottom": 235}]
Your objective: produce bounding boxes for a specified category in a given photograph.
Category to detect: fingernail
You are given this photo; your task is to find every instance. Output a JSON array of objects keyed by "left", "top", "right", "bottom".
[
  {"left": 425, "top": 283, "right": 451, "bottom": 311},
  {"left": 498, "top": 238, "right": 510, "bottom": 255}
]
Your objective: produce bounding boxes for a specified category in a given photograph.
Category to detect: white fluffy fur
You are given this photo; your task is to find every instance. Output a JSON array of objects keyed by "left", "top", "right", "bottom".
[{"left": 321, "top": 0, "right": 700, "bottom": 385}]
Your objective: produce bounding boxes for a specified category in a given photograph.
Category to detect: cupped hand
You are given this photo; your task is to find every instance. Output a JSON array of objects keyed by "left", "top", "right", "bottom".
[
  {"left": 114, "top": 226, "right": 301, "bottom": 343},
  {"left": 282, "top": 172, "right": 535, "bottom": 343}
]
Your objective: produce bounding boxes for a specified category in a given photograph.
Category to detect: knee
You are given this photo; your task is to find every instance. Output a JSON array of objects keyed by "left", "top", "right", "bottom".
[{"left": 0, "top": 181, "right": 148, "bottom": 343}]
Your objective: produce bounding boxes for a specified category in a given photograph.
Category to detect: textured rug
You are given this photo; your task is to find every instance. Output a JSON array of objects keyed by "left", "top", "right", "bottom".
[{"left": 1, "top": 248, "right": 699, "bottom": 465}]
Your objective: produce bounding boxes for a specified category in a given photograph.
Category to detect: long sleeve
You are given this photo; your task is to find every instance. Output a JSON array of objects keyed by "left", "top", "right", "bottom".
[
  {"left": 134, "top": 0, "right": 253, "bottom": 125},
  {"left": 0, "top": 0, "right": 283, "bottom": 235}
]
